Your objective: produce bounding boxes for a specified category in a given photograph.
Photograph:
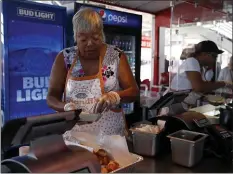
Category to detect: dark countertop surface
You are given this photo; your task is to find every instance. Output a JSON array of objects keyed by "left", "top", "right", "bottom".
[
  {"left": 126, "top": 137, "right": 232, "bottom": 173},
  {"left": 132, "top": 155, "right": 233, "bottom": 173}
]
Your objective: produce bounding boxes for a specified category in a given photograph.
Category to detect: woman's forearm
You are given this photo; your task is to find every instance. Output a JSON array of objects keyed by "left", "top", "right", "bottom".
[
  {"left": 194, "top": 81, "right": 225, "bottom": 93},
  {"left": 46, "top": 96, "right": 66, "bottom": 112},
  {"left": 116, "top": 87, "right": 140, "bottom": 103}
]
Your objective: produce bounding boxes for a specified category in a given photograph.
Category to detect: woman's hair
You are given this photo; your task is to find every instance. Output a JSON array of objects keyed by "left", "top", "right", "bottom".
[
  {"left": 180, "top": 45, "right": 196, "bottom": 60},
  {"left": 72, "top": 7, "right": 105, "bottom": 42}
]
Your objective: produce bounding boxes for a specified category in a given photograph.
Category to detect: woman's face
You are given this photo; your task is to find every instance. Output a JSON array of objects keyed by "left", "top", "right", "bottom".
[
  {"left": 76, "top": 31, "right": 103, "bottom": 59},
  {"left": 200, "top": 52, "right": 217, "bottom": 66}
]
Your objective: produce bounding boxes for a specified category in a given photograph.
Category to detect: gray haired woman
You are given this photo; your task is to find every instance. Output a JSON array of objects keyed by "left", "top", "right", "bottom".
[
  {"left": 46, "top": 7, "right": 139, "bottom": 140},
  {"left": 19, "top": 7, "right": 139, "bottom": 155}
]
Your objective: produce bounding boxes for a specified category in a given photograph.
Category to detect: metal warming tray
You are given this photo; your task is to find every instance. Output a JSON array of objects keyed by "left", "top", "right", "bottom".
[
  {"left": 167, "top": 130, "right": 208, "bottom": 167},
  {"left": 113, "top": 153, "right": 143, "bottom": 173},
  {"left": 130, "top": 124, "right": 160, "bottom": 157},
  {"left": 65, "top": 138, "right": 144, "bottom": 173}
]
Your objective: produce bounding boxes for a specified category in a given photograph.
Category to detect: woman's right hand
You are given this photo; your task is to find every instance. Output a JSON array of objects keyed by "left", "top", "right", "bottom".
[{"left": 19, "top": 146, "right": 30, "bottom": 156}]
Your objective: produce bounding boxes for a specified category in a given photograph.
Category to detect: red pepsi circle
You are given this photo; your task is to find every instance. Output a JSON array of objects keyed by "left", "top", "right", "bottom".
[{"left": 99, "top": 10, "right": 104, "bottom": 17}]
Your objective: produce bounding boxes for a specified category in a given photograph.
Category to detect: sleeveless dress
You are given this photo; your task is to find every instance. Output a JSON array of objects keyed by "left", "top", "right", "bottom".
[{"left": 62, "top": 44, "right": 126, "bottom": 142}]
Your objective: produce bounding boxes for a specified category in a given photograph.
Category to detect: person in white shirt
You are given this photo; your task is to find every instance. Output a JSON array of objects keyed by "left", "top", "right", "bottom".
[
  {"left": 179, "top": 45, "right": 214, "bottom": 82},
  {"left": 160, "top": 41, "right": 233, "bottom": 116},
  {"left": 218, "top": 56, "right": 233, "bottom": 82},
  {"left": 217, "top": 56, "right": 233, "bottom": 94},
  {"left": 171, "top": 41, "right": 232, "bottom": 92}
]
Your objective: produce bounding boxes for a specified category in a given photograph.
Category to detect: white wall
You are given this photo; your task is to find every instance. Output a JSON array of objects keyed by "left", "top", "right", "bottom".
[
  {"left": 159, "top": 27, "right": 166, "bottom": 81},
  {"left": 141, "top": 48, "right": 152, "bottom": 80},
  {"left": 176, "top": 26, "right": 232, "bottom": 54}
]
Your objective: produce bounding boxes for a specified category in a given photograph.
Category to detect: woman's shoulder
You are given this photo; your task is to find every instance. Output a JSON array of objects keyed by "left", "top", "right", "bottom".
[
  {"left": 62, "top": 46, "right": 77, "bottom": 57},
  {"left": 185, "top": 57, "right": 198, "bottom": 63},
  {"left": 181, "top": 57, "right": 200, "bottom": 72},
  {"left": 184, "top": 57, "right": 199, "bottom": 66},
  {"left": 106, "top": 44, "right": 123, "bottom": 53},
  {"left": 61, "top": 46, "right": 77, "bottom": 67}
]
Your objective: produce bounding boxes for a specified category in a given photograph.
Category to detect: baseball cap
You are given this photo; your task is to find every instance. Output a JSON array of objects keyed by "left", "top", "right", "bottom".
[{"left": 195, "top": 40, "right": 224, "bottom": 54}]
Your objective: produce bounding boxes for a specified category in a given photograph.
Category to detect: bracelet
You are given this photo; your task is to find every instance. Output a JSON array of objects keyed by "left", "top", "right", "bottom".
[{"left": 64, "top": 102, "right": 76, "bottom": 111}]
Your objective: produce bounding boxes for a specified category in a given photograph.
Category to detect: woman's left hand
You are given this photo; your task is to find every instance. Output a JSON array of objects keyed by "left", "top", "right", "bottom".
[{"left": 93, "top": 92, "right": 120, "bottom": 113}]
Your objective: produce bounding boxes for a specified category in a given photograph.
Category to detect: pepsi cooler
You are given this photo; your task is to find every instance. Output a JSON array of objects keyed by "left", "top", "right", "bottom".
[
  {"left": 66, "top": 3, "right": 142, "bottom": 124},
  {"left": 1, "top": 0, "right": 66, "bottom": 123}
]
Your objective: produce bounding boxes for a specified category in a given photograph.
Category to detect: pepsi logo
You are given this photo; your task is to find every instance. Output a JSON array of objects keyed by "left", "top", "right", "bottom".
[
  {"left": 98, "top": 9, "right": 127, "bottom": 23},
  {"left": 108, "top": 14, "right": 127, "bottom": 23},
  {"left": 99, "top": 9, "right": 106, "bottom": 19},
  {"left": 99, "top": 9, "right": 104, "bottom": 17}
]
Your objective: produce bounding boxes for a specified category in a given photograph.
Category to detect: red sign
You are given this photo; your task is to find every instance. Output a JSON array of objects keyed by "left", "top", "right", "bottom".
[{"left": 141, "top": 36, "right": 151, "bottom": 48}]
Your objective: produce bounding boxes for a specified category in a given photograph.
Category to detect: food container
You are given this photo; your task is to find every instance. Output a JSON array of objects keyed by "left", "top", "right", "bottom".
[
  {"left": 112, "top": 153, "right": 143, "bottom": 173},
  {"left": 66, "top": 134, "right": 143, "bottom": 173},
  {"left": 130, "top": 124, "right": 160, "bottom": 157},
  {"left": 167, "top": 130, "right": 208, "bottom": 167}
]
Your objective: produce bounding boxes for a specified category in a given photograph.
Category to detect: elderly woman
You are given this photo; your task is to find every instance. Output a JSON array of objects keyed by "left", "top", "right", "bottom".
[{"left": 46, "top": 7, "right": 139, "bottom": 139}]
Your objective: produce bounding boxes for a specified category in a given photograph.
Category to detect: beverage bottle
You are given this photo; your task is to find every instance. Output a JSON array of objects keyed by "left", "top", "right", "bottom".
[
  {"left": 128, "top": 41, "right": 132, "bottom": 51},
  {"left": 115, "top": 40, "right": 118, "bottom": 47},
  {"left": 125, "top": 104, "right": 129, "bottom": 114},
  {"left": 130, "top": 103, "right": 134, "bottom": 113},
  {"left": 125, "top": 41, "right": 129, "bottom": 51},
  {"left": 131, "top": 57, "right": 135, "bottom": 65},
  {"left": 112, "top": 40, "right": 115, "bottom": 46},
  {"left": 121, "top": 41, "right": 125, "bottom": 51},
  {"left": 127, "top": 103, "right": 132, "bottom": 114},
  {"left": 128, "top": 56, "right": 131, "bottom": 66},
  {"left": 118, "top": 41, "right": 122, "bottom": 49},
  {"left": 122, "top": 104, "right": 126, "bottom": 114}
]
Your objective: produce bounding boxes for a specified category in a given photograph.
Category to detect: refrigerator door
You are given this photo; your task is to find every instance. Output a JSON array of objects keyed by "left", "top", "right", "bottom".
[
  {"left": 105, "top": 33, "right": 136, "bottom": 76},
  {"left": 105, "top": 33, "right": 136, "bottom": 114},
  {"left": 2, "top": 0, "right": 66, "bottom": 123}
]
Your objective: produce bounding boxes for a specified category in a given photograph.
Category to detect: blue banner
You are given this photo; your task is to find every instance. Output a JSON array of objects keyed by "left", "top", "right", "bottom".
[
  {"left": 75, "top": 3, "right": 142, "bottom": 28},
  {"left": 2, "top": 0, "right": 66, "bottom": 122}
]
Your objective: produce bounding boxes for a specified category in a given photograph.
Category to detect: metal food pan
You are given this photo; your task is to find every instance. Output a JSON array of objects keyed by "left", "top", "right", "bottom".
[
  {"left": 167, "top": 130, "right": 208, "bottom": 167},
  {"left": 130, "top": 124, "right": 160, "bottom": 157}
]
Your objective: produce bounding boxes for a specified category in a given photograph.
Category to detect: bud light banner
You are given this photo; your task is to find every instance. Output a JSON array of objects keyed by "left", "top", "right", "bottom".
[
  {"left": 2, "top": 0, "right": 66, "bottom": 122},
  {"left": 75, "top": 3, "right": 142, "bottom": 28}
]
